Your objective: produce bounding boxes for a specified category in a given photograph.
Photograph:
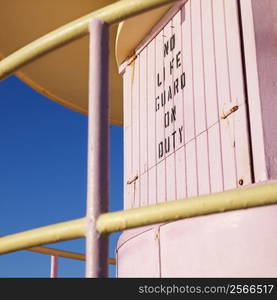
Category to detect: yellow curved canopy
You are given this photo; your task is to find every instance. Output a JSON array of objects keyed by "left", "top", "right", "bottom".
[
  {"left": 116, "top": 3, "right": 173, "bottom": 66},
  {"left": 0, "top": 1, "right": 173, "bottom": 125}
]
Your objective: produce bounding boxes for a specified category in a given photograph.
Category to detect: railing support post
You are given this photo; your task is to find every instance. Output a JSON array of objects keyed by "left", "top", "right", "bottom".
[
  {"left": 50, "top": 255, "right": 59, "bottom": 278},
  {"left": 86, "top": 18, "right": 110, "bottom": 278}
]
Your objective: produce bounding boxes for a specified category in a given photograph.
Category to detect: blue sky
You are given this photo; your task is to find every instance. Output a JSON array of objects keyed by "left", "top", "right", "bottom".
[{"left": 0, "top": 75, "right": 123, "bottom": 277}]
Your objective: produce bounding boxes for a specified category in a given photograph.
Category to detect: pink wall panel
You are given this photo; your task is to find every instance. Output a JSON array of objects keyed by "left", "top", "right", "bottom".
[
  {"left": 175, "top": 148, "right": 187, "bottom": 200},
  {"left": 191, "top": 0, "right": 206, "bottom": 136},
  {"left": 172, "top": 12, "right": 184, "bottom": 149},
  {"left": 140, "top": 173, "right": 148, "bottom": 207},
  {"left": 132, "top": 57, "right": 140, "bottom": 208},
  {"left": 212, "top": 0, "right": 237, "bottom": 190},
  {"left": 139, "top": 50, "right": 148, "bottom": 175},
  {"left": 239, "top": 0, "right": 267, "bottom": 182},
  {"left": 243, "top": 0, "right": 277, "bottom": 180},
  {"left": 224, "top": 0, "right": 252, "bottom": 187},
  {"left": 139, "top": 49, "right": 149, "bottom": 207},
  {"left": 123, "top": 67, "right": 133, "bottom": 209},
  {"left": 163, "top": 20, "right": 176, "bottom": 202},
  {"left": 117, "top": 205, "right": 277, "bottom": 278},
  {"left": 196, "top": 132, "right": 210, "bottom": 195},
  {"left": 208, "top": 123, "right": 224, "bottom": 193},
  {"left": 155, "top": 29, "right": 167, "bottom": 204},
  {"left": 148, "top": 167, "right": 157, "bottom": 205},
  {"left": 202, "top": 0, "right": 220, "bottom": 128},
  {"left": 157, "top": 160, "right": 166, "bottom": 203},
  {"left": 182, "top": 2, "right": 195, "bottom": 144},
  {"left": 147, "top": 42, "right": 157, "bottom": 170},
  {"left": 172, "top": 12, "right": 186, "bottom": 201},
  {"left": 186, "top": 139, "right": 198, "bottom": 197},
  {"left": 155, "top": 30, "right": 165, "bottom": 164},
  {"left": 147, "top": 41, "right": 157, "bottom": 206},
  {"left": 163, "top": 20, "right": 175, "bottom": 160},
  {"left": 159, "top": 205, "right": 277, "bottom": 277},
  {"left": 117, "top": 227, "right": 160, "bottom": 277},
  {"left": 166, "top": 155, "right": 176, "bottom": 201}
]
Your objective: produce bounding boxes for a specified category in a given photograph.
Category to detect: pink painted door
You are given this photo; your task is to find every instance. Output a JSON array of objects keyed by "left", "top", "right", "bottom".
[
  {"left": 117, "top": 0, "right": 277, "bottom": 278},
  {"left": 122, "top": 0, "right": 252, "bottom": 209}
]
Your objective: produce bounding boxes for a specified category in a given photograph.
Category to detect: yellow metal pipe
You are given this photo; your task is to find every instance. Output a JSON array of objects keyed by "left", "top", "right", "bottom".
[
  {"left": 0, "top": 0, "right": 179, "bottom": 80},
  {"left": 27, "top": 246, "right": 116, "bottom": 265},
  {"left": 0, "top": 218, "right": 86, "bottom": 255},
  {"left": 28, "top": 245, "right": 85, "bottom": 261},
  {"left": 97, "top": 182, "right": 277, "bottom": 234},
  {"left": 0, "top": 234, "right": 116, "bottom": 264}
]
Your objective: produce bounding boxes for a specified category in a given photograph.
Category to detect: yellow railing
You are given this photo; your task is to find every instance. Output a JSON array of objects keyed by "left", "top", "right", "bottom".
[
  {"left": 0, "top": 218, "right": 85, "bottom": 255},
  {"left": 0, "top": 0, "right": 276, "bottom": 277},
  {"left": 96, "top": 182, "right": 277, "bottom": 234},
  {"left": 0, "top": 235, "right": 115, "bottom": 265},
  {"left": 1, "top": 182, "right": 277, "bottom": 254}
]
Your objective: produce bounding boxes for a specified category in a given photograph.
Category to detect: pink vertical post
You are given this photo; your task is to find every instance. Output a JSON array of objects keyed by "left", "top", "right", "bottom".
[
  {"left": 86, "top": 18, "right": 109, "bottom": 278},
  {"left": 50, "top": 255, "right": 58, "bottom": 278}
]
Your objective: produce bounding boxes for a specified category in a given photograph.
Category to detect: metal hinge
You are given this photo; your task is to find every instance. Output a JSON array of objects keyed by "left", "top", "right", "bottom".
[
  {"left": 221, "top": 105, "right": 239, "bottom": 119},
  {"left": 127, "top": 174, "right": 138, "bottom": 185},
  {"left": 127, "top": 53, "right": 137, "bottom": 66}
]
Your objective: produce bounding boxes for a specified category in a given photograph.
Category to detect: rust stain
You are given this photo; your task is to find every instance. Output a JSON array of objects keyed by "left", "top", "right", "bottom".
[
  {"left": 127, "top": 174, "right": 138, "bottom": 185},
  {"left": 154, "top": 232, "right": 160, "bottom": 240},
  {"left": 127, "top": 53, "right": 137, "bottom": 66},
  {"left": 221, "top": 105, "right": 239, "bottom": 119},
  {"left": 127, "top": 53, "right": 137, "bottom": 84}
]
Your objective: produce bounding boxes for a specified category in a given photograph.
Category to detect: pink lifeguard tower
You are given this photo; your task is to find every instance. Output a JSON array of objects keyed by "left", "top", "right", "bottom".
[{"left": 0, "top": 0, "right": 277, "bottom": 278}]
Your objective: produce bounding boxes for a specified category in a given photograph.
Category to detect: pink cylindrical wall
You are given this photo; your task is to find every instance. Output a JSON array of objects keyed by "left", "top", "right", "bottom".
[{"left": 117, "top": 205, "right": 277, "bottom": 277}]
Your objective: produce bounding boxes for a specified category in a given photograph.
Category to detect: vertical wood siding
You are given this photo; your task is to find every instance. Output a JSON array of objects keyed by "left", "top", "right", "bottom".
[{"left": 123, "top": 0, "right": 252, "bottom": 209}]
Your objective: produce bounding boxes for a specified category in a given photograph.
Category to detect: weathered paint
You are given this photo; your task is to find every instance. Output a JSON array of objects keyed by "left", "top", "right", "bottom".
[{"left": 117, "top": 0, "right": 277, "bottom": 277}]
